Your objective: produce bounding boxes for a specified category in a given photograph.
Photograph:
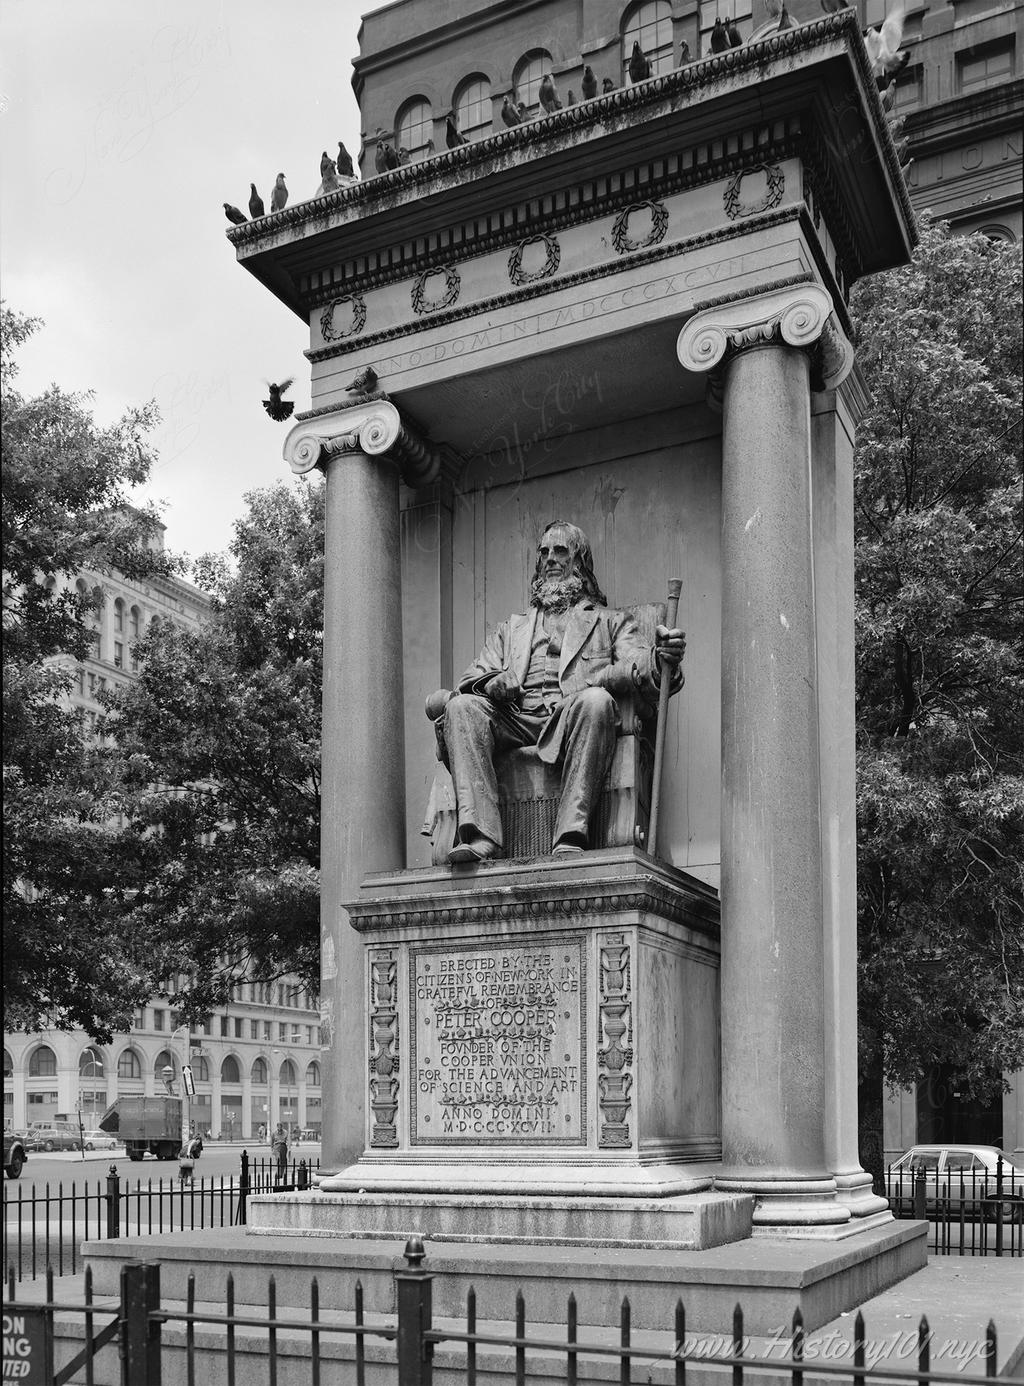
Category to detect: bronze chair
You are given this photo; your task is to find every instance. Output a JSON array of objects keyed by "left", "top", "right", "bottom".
[{"left": 422, "top": 603, "right": 665, "bottom": 863}]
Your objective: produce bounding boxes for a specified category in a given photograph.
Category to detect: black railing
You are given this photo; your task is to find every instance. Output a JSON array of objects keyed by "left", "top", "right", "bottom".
[
  {"left": 2, "top": 1151, "right": 319, "bottom": 1281},
  {"left": 885, "top": 1165, "right": 1024, "bottom": 1257},
  {"left": 4, "top": 1240, "right": 1023, "bottom": 1386}
]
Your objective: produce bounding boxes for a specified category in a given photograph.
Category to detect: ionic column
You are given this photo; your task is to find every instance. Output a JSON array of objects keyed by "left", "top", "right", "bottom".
[
  {"left": 678, "top": 285, "right": 879, "bottom": 1230},
  {"left": 283, "top": 399, "right": 449, "bottom": 1173}
]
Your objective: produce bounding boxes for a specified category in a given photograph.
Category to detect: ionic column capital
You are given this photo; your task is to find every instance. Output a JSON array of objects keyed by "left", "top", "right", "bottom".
[
  {"left": 283, "top": 399, "right": 456, "bottom": 489},
  {"left": 677, "top": 283, "right": 854, "bottom": 392}
]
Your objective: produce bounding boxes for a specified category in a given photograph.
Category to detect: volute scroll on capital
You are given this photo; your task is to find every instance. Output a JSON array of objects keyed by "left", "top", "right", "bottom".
[
  {"left": 676, "top": 283, "right": 854, "bottom": 392},
  {"left": 282, "top": 399, "right": 453, "bottom": 489}
]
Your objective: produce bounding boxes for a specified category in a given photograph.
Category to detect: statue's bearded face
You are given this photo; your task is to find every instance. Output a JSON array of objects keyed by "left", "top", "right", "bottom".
[
  {"left": 532, "top": 526, "right": 584, "bottom": 611},
  {"left": 537, "top": 527, "right": 573, "bottom": 580}
]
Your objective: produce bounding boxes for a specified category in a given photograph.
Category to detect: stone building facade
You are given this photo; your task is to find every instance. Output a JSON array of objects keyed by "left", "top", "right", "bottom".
[{"left": 3, "top": 527, "right": 323, "bottom": 1141}]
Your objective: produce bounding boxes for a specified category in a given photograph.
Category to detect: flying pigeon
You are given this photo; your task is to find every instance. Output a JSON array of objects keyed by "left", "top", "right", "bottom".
[
  {"left": 248, "top": 183, "right": 265, "bottom": 217},
  {"left": 320, "top": 150, "right": 334, "bottom": 179},
  {"left": 582, "top": 65, "right": 598, "bottom": 99},
  {"left": 710, "top": 17, "right": 730, "bottom": 51},
  {"left": 262, "top": 380, "right": 294, "bottom": 422},
  {"left": 500, "top": 94, "right": 522, "bottom": 126},
  {"left": 538, "top": 73, "right": 562, "bottom": 112},
  {"left": 678, "top": 40, "right": 692, "bottom": 64},
  {"left": 726, "top": 16, "right": 743, "bottom": 46},
  {"left": 865, "top": 3, "right": 910, "bottom": 80},
  {"left": 346, "top": 366, "right": 378, "bottom": 395},
  {"left": 270, "top": 174, "right": 288, "bottom": 212},
  {"left": 223, "top": 202, "right": 246, "bottom": 224},
  {"left": 336, "top": 142, "right": 354, "bottom": 177},
  {"left": 628, "top": 40, "right": 652, "bottom": 83},
  {"left": 602, "top": 76, "right": 616, "bottom": 93}
]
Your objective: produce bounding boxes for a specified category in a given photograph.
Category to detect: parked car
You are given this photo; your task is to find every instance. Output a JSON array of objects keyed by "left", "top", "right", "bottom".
[
  {"left": 4, "top": 1131, "right": 28, "bottom": 1178},
  {"left": 24, "top": 1125, "right": 81, "bottom": 1152},
  {"left": 887, "top": 1144, "right": 1024, "bottom": 1219},
  {"left": 82, "top": 1128, "right": 121, "bottom": 1151}
]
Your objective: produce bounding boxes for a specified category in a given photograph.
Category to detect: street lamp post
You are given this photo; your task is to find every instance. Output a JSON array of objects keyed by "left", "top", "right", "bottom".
[{"left": 78, "top": 1050, "right": 104, "bottom": 1159}]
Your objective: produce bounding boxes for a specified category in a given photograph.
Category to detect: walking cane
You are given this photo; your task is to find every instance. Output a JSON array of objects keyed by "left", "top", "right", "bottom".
[{"left": 647, "top": 577, "right": 682, "bottom": 858}]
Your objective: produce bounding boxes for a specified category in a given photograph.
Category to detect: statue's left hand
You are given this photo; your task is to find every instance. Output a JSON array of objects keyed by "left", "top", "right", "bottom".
[{"left": 655, "top": 625, "right": 686, "bottom": 666}]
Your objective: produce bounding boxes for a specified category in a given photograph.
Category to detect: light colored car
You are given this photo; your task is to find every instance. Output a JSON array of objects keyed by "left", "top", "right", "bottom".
[
  {"left": 82, "top": 1128, "right": 121, "bottom": 1151},
  {"left": 887, "top": 1144, "right": 1023, "bottom": 1217}
]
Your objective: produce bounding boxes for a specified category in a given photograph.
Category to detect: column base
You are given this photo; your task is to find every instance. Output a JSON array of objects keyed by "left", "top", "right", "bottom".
[{"left": 714, "top": 1173, "right": 894, "bottom": 1237}]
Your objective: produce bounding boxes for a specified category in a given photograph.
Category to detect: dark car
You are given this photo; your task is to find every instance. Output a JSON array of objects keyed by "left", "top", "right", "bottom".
[
  {"left": 4, "top": 1131, "right": 28, "bottom": 1178},
  {"left": 24, "top": 1124, "right": 81, "bottom": 1152}
]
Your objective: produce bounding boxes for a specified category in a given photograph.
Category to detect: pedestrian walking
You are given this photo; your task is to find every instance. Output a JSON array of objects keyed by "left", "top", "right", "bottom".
[{"left": 271, "top": 1123, "right": 288, "bottom": 1180}]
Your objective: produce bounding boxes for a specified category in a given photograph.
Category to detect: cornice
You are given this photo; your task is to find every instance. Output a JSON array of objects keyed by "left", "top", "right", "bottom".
[
  {"left": 305, "top": 205, "right": 804, "bottom": 365},
  {"left": 345, "top": 872, "right": 722, "bottom": 937}
]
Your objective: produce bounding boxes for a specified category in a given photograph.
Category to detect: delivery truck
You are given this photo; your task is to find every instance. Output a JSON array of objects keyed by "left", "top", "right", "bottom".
[{"left": 98, "top": 1096, "right": 183, "bottom": 1161}]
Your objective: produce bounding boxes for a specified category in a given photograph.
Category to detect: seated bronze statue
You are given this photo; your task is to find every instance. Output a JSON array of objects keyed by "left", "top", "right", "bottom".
[{"left": 427, "top": 521, "right": 685, "bottom": 864}]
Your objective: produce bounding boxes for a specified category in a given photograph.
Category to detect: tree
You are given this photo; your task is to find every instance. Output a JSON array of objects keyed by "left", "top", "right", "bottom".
[
  {"left": 104, "top": 482, "right": 324, "bottom": 1015},
  {"left": 2, "top": 304, "right": 173, "bottom": 1040},
  {"left": 851, "top": 223, "right": 1024, "bottom": 1175}
]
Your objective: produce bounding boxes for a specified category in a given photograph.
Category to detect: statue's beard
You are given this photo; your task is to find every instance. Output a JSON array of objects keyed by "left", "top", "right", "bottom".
[{"left": 531, "top": 573, "right": 585, "bottom": 612}]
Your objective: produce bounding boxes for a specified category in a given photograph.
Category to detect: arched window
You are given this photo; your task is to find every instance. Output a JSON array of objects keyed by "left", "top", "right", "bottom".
[
  {"left": 194, "top": 1057, "right": 210, "bottom": 1083},
  {"left": 114, "top": 599, "right": 125, "bottom": 633},
  {"left": 512, "top": 51, "right": 552, "bottom": 114},
  {"left": 154, "top": 1049, "right": 177, "bottom": 1079},
  {"left": 977, "top": 224, "right": 1015, "bottom": 243},
  {"left": 280, "top": 1059, "right": 297, "bottom": 1085},
  {"left": 28, "top": 1046, "right": 57, "bottom": 1078},
  {"left": 221, "top": 1056, "right": 241, "bottom": 1084},
  {"left": 117, "top": 1049, "right": 142, "bottom": 1080},
  {"left": 79, "top": 1046, "right": 104, "bottom": 1078},
  {"left": 251, "top": 1058, "right": 268, "bottom": 1084},
  {"left": 455, "top": 75, "right": 492, "bottom": 140},
  {"left": 396, "top": 97, "right": 434, "bottom": 160},
  {"left": 306, "top": 1061, "right": 321, "bottom": 1086},
  {"left": 622, "top": 1, "right": 674, "bottom": 81},
  {"left": 3, "top": 1049, "right": 13, "bottom": 1078}
]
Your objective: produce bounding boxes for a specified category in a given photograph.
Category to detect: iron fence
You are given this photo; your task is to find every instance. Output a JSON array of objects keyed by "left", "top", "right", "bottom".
[
  {"left": 2, "top": 1151, "right": 319, "bottom": 1281},
  {"left": 885, "top": 1167, "right": 1023, "bottom": 1257},
  {"left": 3, "top": 1239, "right": 1022, "bottom": 1386}
]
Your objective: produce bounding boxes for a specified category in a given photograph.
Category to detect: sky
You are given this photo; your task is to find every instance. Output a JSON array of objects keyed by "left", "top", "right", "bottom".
[{"left": 1, "top": 0, "right": 379, "bottom": 567}]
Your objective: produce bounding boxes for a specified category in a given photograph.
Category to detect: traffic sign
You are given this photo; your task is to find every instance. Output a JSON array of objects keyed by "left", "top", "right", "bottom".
[{"left": 181, "top": 1064, "right": 196, "bottom": 1097}]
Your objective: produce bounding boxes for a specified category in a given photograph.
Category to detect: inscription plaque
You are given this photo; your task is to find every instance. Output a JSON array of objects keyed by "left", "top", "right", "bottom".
[{"left": 411, "top": 937, "right": 585, "bottom": 1145}]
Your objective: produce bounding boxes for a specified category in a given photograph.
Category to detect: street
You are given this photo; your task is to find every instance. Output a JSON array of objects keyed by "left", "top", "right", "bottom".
[{"left": 7, "top": 1141, "right": 321, "bottom": 1188}]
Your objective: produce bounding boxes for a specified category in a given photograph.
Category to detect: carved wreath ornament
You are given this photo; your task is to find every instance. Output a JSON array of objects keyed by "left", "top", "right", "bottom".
[
  {"left": 611, "top": 200, "right": 669, "bottom": 254},
  {"left": 508, "top": 233, "right": 561, "bottom": 285},
  {"left": 723, "top": 164, "right": 785, "bottom": 220},
  {"left": 411, "top": 265, "right": 461, "bottom": 315},
  {"left": 320, "top": 294, "right": 367, "bottom": 342}
]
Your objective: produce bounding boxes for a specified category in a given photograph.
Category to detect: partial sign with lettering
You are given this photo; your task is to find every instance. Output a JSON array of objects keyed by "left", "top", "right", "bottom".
[
  {"left": 2, "top": 1306, "right": 53, "bottom": 1383},
  {"left": 410, "top": 937, "right": 586, "bottom": 1145}
]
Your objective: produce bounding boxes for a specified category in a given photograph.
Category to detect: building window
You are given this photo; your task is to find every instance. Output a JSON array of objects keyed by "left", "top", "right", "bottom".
[
  {"left": 250, "top": 1020, "right": 260, "bottom": 1040},
  {"left": 622, "top": 1, "right": 674, "bottom": 81},
  {"left": 280, "top": 1059, "right": 297, "bottom": 1085},
  {"left": 958, "top": 42, "right": 1013, "bottom": 93},
  {"left": 220, "top": 1016, "right": 230, "bottom": 1037},
  {"left": 396, "top": 97, "right": 434, "bottom": 160},
  {"left": 3, "top": 1049, "right": 12, "bottom": 1079},
  {"left": 512, "top": 51, "right": 552, "bottom": 114},
  {"left": 114, "top": 600, "right": 125, "bottom": 633},
  {"left": 455, "top": 76, "right": 492, "bottom": 140},
  {"left": 252, "top": 1058, "right": 268, "bottom": 1084},
  {"left": 894, "top": 64, "right": 923, "bottom": 110},
  {"left": 194, "top": 1057, "right": 210, "bottom": 1083},
  {"left": 153, "top": 1009, "right": 165, "bottom": 1031},
  {"left": 114, "top": 641, "right": 124, "bottom": 668},
  {"left": 263, "top": 1021, "right": 271, "bottom": 1040},
  {"left": 279, "top": 1023, "right": 288, "bottom": 1042},
  {"left": 28, "top": 1046, "right": 57, "bottom": 1077},
  {"left": 234, "top": 1018, "right": 244, "bottom": 1038},
  {"left": 117, "top": 1050, "right": 142, "bottom": 1080},
  {"left": 306, "top": 1061, "right": 321, "bottom": 1086},
  {"left": 79, "top": 1046, "right": 104, "bottom": 1079},
  {"left": 221, "top": 1056, "right": 241, "bottom": 1084}
]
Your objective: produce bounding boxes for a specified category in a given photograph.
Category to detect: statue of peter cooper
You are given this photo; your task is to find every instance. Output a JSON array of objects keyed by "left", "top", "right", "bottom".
[{"left": 441, "top": 520, "right": 686, "bottom": 863}]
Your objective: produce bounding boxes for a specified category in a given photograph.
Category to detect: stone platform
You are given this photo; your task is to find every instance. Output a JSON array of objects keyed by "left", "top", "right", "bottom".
[{"left": 83, "top": 1219, "right": 926, "bottom": 1336}]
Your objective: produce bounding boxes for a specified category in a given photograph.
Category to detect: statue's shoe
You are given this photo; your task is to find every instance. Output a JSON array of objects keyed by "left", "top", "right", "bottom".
[
  {"left": 551, "top": 840, "right": 585, "bottom": 857},
  {"left": 448, "top": 838, "right": 501, "bottom": 864}
]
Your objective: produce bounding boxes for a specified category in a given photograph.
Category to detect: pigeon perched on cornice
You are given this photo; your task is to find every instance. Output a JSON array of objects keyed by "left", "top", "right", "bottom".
[
  {"left": 567, "top": 89, "right": 576, "bottom": 106},
  {"left": 880, "top": 79, "right": 897, "bottom": 111},
  {"left": 678, "top": 40, "right": 692, "bottom": 65},
  {"left": 397, "top": 146, "right": 411, "bottom": 165},
  {"left": 501, "top": 94, "right": 523, "bottom": 126},
  {"left": 446, "top": 114, "right": 467, "bottom": 147},
  {"left": 582, "top": 65, "right": 598, "bottom": 99},
  {"left": 248, "top": 183, "right": 265, "bottom": 217},
  {"left": 320, "top": 150, "right": 334, "bottom": 179},
  {"left": 262, "top": 380, "right": 295, "bottom": 422},
  {"left": 865, "top": 2, "right": 910, "bottom": 80},
  {"left": 270, "top": 173, "right": 288, "bottom": 212},
  {"left": 346, "top": 366, "right": 379, "bottom": 396},
  {"left": 336, "top": 142, "right": 355, "bottom": 177},
  {"left": 710, "top": 18, "right": 730, "bottom": 52},
  {"left": 602, "top": 76, "right": 616, "bottom": 93},
  {"left": 516, "top": 101, "right": 530, "bottom": 122},
  {"left": 538, "top": 73, "right": 562, "bottom": 112},
  {"left": 223, "top": 202, "right": 246, "bottom": 224},
  {"left": 628, "top": 40, "right": 653, "bottom": 83},
  {"left": 726, "top": 16, "right": 743, "bottom": 46},
  {"left": 316, "top": 164, "right": 343, "bottom": 196}
]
